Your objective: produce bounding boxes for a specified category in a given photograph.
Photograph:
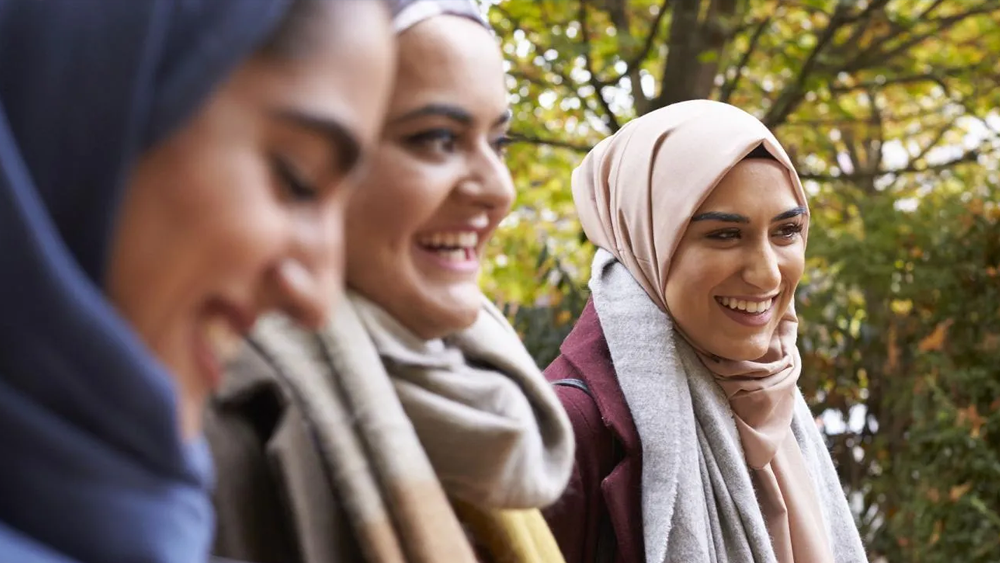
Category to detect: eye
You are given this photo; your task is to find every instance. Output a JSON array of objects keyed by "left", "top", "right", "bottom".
[
  {"left": 706, "top": 228, "right": 741, "bottom": 241},
  {"left": 270, "top": 155, "right": 318, "bottom": 202},
  {"left": 406, "top": 128, "right": 458, "bottom": 154},
  {"left": 774, "top": 222, "right": 804, "bottom": 240},
  {"left": 490, "top": 134, "right": 512, "bottom": 156}
]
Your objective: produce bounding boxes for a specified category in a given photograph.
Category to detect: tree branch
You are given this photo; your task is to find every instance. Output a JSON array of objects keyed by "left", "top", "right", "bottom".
[
  {"left": 625, "top": 0, "right": 671, "bottom": 72},
  {"left": 579, "top": 0, "right": 621, "bottom": 131},
  {"left": 763, "top": 2, "right": 851, "bottom": 128},
  {"left": 912, "top": 123, "right": 958, "bottom": 165},
  {"left": 828, "top": 68, "right": 973, "bottom": 94},
  {"left": 842, "top": 6, "right": 1000, "bottom": 73},
  {"left": 509, "top": 133, "right": 593, "bottom": 153},
  {"left": 783, "top": 106, "right": 947, "bottom": 127},
  {"left": 606, "top": 0, "right": 651, "bottom": 113},
  {"left": 798, "top": 149, "right": 981, "bottom": 182},
  {"left": 835, "top": 0, "right": 893, "bottom": 56},
  {"left": 719, "top": 15, "right": 771, "bottom": 103}
]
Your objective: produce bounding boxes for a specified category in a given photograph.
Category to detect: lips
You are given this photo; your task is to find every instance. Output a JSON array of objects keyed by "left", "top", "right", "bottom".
[
  {"left": 714, "top": 294, "right": 778, "bottom": 327},
  {"left": 717, "top": 296, "right": 774, "bottom": 314},
  {"left": 413, "top": 229, "right": 485, "bottom": 274},
  {"left": 201, "top": 316, "right": 243, "bottom": 366},
  {"left": 416, "top": 230, "right": 480, "bottom": 263},
  {"left": 194, "top": 300, "right": 254, "bottom": 390}
]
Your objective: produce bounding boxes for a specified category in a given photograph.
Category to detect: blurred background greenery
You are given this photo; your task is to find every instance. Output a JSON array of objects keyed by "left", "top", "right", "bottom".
[{"left": 476, "top": 1, "right": 1000, "bottom": 561}]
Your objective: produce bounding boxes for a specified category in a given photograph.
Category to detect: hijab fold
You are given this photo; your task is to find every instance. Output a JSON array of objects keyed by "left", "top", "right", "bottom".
[
  {"left": 574, "top": 100, "right": 850, "bottom": 562},
  {"left": 0, "top": 2, "right": 287, "bottom": 561},
  {"left": 391, "top": 0, "right": 488, "bottom": 33}
]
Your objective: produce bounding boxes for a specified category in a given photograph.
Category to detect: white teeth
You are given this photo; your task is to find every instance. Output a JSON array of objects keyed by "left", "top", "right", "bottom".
[
  {"left": 203, "top": 319, "right": 241, "bottom": 364},
  {"left": 441, "top": 249, "right": 466, "bottom": 262},
  {"left": 417, "top": 231, "right": 479, "bottom": 249},
  {"left": 719, "top": 297, "right": 774, "bottom": 314}
]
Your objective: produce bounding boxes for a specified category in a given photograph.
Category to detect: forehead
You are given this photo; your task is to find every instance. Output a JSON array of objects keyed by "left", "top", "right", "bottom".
[
  {"left": 698, "top": 159, "right": 801, "bottom": 212},
  {"left": 391, "top": 17, "right": 506, "bottom": 115},
  {"left": 250, "top": 1, "right": 394, "bottom": 147}
]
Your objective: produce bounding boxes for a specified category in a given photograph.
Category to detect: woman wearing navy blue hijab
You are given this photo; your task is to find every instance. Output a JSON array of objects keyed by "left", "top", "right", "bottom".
[{"left": 0, "top": 1, "right": 395, "bottom": 562}]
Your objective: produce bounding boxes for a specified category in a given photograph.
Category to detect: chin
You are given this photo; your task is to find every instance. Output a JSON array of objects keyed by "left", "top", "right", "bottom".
[
  {"left": 428, "top": 286, "right": 483, "bottom": 335},
  {"left": 704, "top": 338, "right": 769, "bottom": 362}
]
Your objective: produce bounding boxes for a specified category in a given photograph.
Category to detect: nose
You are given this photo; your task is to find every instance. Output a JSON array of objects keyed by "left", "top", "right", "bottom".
[
  {"left": 456, "top": 142, "right": 515, "bottom": 212},
  {"left": 742, "top": 238, "right": 782, "bottom": 291},
  {"left": 264, "top": 210, "right": 345, "bottom": 330}
]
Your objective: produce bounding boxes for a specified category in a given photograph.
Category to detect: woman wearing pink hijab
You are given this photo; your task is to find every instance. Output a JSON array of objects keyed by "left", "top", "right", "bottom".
[{"left": 543, "top": 100, "right": 867, "bottom": 563}]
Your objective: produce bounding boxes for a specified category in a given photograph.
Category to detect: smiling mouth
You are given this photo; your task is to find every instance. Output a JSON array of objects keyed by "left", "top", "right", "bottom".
[
  {"left": 201, "top": 317, "right": 244, "bottom": 366},
  {"left": 195, "top": 302, "right": 254, "bottom": 391},
  {"left": 715, "top": 295, "right": 776, "bottom": 315},
  {"left": 415, "top": 230, "right": 480, "bottom": 267}
]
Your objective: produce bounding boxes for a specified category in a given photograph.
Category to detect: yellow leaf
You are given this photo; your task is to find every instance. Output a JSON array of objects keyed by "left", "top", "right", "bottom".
[
  {"left": 950, "top": 482, "right": 972, "bottom": 502},
  {"left": 930, "top": 520, "right": 943, "bottom": 545},
  {"left": 968, "top": 405, "right": 984, "bottom": 439},
  {"left": 969, "top": 198, "right": 985, "bottom": 215},
  {"left": 555, "top": 309, "right": 572, "bottom": 326},
  {"left": 918, "top": 319, "right": 953, "bottom": 352}
]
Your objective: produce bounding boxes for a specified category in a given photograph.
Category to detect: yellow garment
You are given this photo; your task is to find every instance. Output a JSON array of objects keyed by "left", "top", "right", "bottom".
[{"left": 453, "top": 501, "right": 567, "bottom": 563}]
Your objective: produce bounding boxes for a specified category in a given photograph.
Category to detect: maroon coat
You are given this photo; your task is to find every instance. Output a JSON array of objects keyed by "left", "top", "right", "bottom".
[{"left": 542, "top": 299, "right": 644, "bottom": 563}]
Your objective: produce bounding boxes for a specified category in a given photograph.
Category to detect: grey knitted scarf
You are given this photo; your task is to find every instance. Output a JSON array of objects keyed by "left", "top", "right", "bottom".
[{"left": 589, "top": 249, "right": 867, "bottom": 563}]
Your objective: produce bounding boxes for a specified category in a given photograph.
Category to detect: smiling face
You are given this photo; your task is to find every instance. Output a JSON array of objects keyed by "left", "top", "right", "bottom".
[
  {"left": 664, "top": 158, "right": 807, "bottom": 361},
  {"left": 106, "top": 1, "right": 395, "bottom": 439},
  {"left": 345, "top": 16, "right": 514, "bottom": 340}
]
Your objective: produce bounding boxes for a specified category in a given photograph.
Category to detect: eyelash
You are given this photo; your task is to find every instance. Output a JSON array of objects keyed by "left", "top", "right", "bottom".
[
  {"left": 406, "top": 129, "right": 512, "bottom": 156},
  {"left": 707, "top": 222, "right": 804, "bottom": 241},
  {"left": 491, "top": 134, "right": 513, "bottom": 156},
  {"left": 407, "top": 129, "right": 457, "bottom": 153},
  {"left": 270, "top": 155, "right": 317, "bottom": 201}
]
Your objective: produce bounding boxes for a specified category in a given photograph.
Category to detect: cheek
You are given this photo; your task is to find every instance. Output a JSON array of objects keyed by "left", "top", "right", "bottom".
[
  {"left": 346, "top": 155, "right": 453, "bottom": 274},
  {"left": 112, "top": 149, "right": 289, "bottom": 316},
  {"left": 176, "top": 157, "right": 289, "bottom": 276},
  {"left": 778, "top": 245, "right": 806, "bottom": 288},
  {"left": 666, "top": 251, "right": 733, "bottom": 304}
]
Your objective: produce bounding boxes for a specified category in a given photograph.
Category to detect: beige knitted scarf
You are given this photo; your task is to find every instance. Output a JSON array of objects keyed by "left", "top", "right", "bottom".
[{"left": 249, "top": 291, "right": 573, "bottom": 563}]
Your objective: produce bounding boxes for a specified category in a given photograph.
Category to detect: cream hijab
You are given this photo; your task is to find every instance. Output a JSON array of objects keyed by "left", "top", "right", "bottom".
[{"left": 574, "top": 100, "right": 833, "bottom": 563}]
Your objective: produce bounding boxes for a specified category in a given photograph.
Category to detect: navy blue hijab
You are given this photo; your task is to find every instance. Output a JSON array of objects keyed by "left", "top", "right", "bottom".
[{"left": 0, "top": 1, "right": 290, "bottom": 561}]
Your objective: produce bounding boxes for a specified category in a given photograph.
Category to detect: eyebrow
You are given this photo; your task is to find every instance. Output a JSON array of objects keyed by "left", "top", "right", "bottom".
[
  {"left": 390, "top": 103, "right": 512, "bottom": 127},
  {"left": 691, "top": 206, "right": 808, "bottom": 223},
  {"left": 271, "top": 109, "right": 362, "bottom": 174}
]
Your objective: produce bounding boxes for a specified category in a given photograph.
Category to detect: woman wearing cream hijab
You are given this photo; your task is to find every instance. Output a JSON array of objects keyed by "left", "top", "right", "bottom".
[
  {"left": 206, "top": 1, "right": 574, "bottom": 562},
  {"left": 543, "top": 100, "right": 866, "bottom": 563}
]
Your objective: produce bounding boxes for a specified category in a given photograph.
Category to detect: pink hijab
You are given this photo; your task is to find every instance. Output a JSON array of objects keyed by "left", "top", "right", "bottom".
[{"left": 573, "top": 100, "right": 833, "bottom": 563}]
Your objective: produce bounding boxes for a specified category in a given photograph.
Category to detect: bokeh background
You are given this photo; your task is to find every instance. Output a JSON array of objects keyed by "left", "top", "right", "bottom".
[{"left": 476, "top": 1, "right": 1000, "bottom": 561}]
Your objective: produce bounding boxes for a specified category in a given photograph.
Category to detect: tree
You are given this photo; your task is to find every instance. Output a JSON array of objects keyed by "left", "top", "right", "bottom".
[{"left": 482, "top": 0, "right": 1000, "bottom": 560}]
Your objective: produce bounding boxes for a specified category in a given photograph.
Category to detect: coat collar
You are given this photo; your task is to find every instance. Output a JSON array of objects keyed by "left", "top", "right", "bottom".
[
  {"left": 555, "top": 298, "right": 645, "bottom": 563},
  {"left": 557, "top": 299, "right": 641, "bottom": 463}
]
